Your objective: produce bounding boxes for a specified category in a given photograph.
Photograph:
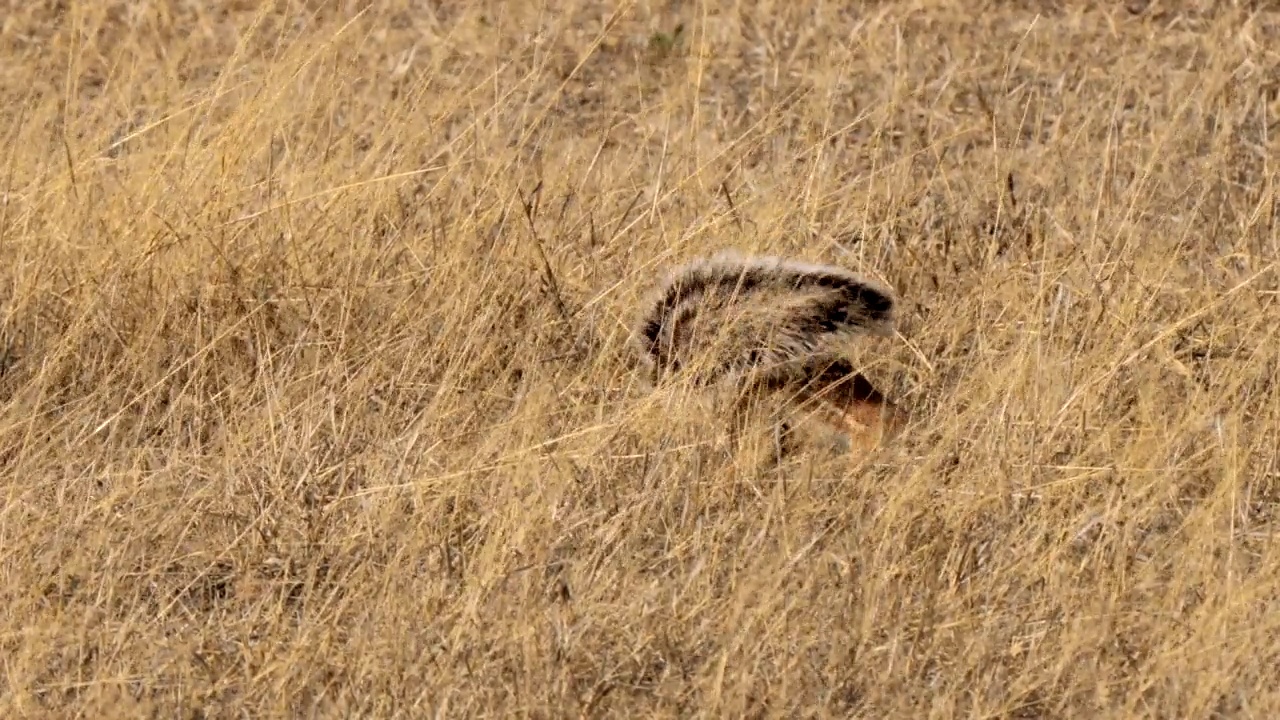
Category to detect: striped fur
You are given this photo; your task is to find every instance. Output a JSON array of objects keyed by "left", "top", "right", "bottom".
[
  {"left": 635, "top": 251, "right": 895, "bottom": 383},
  {"left": 632, "top": 251, "right": 906, "bottom": 456}
]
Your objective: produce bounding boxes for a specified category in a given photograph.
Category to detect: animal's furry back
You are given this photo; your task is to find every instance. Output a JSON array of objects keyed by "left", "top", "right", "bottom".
[{"left": 634, "top": 251, "right": 895, "bottom": 386}]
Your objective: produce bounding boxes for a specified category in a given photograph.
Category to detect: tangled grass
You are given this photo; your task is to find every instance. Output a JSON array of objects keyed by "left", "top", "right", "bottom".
[{"left": 2, "top": 1, "right": 1279, "bottom": 717}]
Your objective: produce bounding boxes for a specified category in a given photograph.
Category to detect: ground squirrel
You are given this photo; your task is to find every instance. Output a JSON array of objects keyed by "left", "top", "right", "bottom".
[{"left": 633, "top": 250, "right": 908, "bottom": 459}]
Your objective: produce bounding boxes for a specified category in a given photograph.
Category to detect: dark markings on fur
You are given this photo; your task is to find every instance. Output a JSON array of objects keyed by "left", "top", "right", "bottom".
[
  {"left": 634, "top": 252, "right": 895, "bottom": 385},
  {"left": 744, "top": 353, "right": 883, "bottom": 406}
]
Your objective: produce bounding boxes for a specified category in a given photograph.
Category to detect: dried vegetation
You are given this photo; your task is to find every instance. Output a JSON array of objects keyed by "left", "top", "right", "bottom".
[{"left": 2, "top": 0, "right": 1280, "bottom": 717}]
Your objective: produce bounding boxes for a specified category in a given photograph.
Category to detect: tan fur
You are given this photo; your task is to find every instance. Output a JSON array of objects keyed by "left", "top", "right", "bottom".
[{"left": 633, "top": 251, "right": 908, "bottom": 459}]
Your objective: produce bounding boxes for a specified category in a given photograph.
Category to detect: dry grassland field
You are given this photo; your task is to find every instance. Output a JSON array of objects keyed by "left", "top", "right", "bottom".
[{"left": 4, "top": 0, "right": 1280, "bottom": 717}]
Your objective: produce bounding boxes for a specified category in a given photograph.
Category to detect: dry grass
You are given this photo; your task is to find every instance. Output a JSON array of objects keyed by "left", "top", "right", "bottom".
[{"left": 2, "top": 0, "right": 1279, "bottom": 717}]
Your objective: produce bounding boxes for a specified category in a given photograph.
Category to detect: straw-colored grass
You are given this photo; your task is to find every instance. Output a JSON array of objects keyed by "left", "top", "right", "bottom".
[{"left": 2, "top": 1, "right": 1279, "bottom": 717}]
